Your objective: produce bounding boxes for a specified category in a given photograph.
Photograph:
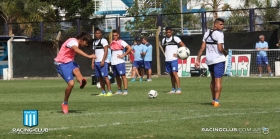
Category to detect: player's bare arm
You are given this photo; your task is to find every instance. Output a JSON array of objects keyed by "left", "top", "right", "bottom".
[
  {"left": 72, "top": 46, "right": 96, "bottom": 59},
  {"left": 101, "top": 45, "right": 109, "bottom": 66},
  {"left": 117, "top": 45, "right": 132, "bottom": 58},
  {"left": 217, "top": 43, "right": 227, "bottom": 56},
  {"left": 195, "top": 41, "right": 206, "bottom": 68}
]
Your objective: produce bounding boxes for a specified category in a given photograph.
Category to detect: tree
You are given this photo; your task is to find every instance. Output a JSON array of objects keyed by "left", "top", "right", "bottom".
[
  {"left": 125, "top": 0, "right": 200, "bottom": 37},
  {"left": 0, "top": 0, "right": 57, "bottom": 36}
]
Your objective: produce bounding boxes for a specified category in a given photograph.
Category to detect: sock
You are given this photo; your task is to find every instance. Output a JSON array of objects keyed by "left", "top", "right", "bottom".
[
  {"left": 124, "top": 89, "right": 128, "bottom": 92},
  {"left": 213, "top": 98, "right": 215, "bottom": 101},
  {"left": 172, "top": 88, "right": 176, "bottom": 91},
  {"left": 63, "top": 102, "right": 68, "bottom": 105},
  {"left": 102, "top": 90, "right": 106, "bottom": 94},
  {"left": 118, "top": 89, "right": 122, "bottom": 92},
  {"left": 108, "top": 90, "right": 112, "bottom": 93},
  {"left": 214, "top": 99, "right": 219, "bottom": 102},
  {"left": 177, "top": 88, "right": 181, "bottom": 91}
]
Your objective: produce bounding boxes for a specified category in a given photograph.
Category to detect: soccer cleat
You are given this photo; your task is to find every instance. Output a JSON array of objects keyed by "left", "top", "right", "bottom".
[
  {"left": 80, "top": 78, "right": 87, "bottom": 89},
  {"left": 130, "top": 78, "right": 136, "bottom": 82},
  {"left": 270, "top": 73, "right": 273, "bottom": 76},
  {"left": 259, "top": 74, "right": 262, "bottom": 77},
  {"left": 175, "top": 90, "right": 182, "bottom": 94},
  {"left": 139, "top": 78, "right": 142, "bottom": 82},
  {"left": 105, "top": 92, "right": 113, "bottom": 96},
  {"left": 61, "top": 103, "right": 68, "bottom": 114},
  {"left": 147, "top": 79, "right": 152, "bottom": 82},
  {"left": 122, "top": 92, "right": 128, "bottom": 95},
  {"left": 167, "top": 90, "right": 176, "bottom": 94},
  {"left": 114, "top": 91, "right": 123, "bottom": 95},
  {"left": 212, "top": 100, "right": 215, "bottom": 105},
  {"left": 213, "top": 102, "right": 220, "bottom": 107},
  {"left": 97, "top": 93, "right": 106, "bottom": 96}
]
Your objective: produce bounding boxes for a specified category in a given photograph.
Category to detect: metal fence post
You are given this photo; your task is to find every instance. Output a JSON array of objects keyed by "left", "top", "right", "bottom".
[
  {"left": 76, "top": 19, "right": 81, "bottom": 34},
  {"left": 201, "top": 12, "right": 206, "bottom": 34},
  {"left": 249, "top": 9, "right": 255, "bottom": 32},
  {"left": 40, "top": 22, "right": 44, "bottom": 41},
  {"left": 116, "top": 17, "right": 120, "bottom": 32},
  {"left": 4, "top": 23, "right": 8, "bottom": 35}
]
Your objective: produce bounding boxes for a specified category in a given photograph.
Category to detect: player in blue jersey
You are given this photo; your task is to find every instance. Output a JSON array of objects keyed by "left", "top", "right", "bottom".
[
  {"left": 131, "top": 37, "right": 145, "bottom": 82},
  {"left": 256, "top": 35, "right": 273, "bottom": 77},
  {"left": 142, "top": 37, "right": 153, "bottom": 81}
]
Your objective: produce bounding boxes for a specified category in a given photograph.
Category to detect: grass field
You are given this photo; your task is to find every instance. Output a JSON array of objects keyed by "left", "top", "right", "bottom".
[{"left": 0, "top": 76, "right": 279, "bottom": 139}]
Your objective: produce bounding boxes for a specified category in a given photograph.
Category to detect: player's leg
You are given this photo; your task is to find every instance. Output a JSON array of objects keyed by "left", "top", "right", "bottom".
[
  {"left": 170, "top": 60, "right": 181, "bottom": 94},
  {"left": 56, "top": 63, "right": 76, "bottom": 114},
  {"left": 112, "top": 65, "right": 122, "bottom": 95},
  {"left": 208, "top": 64, "right": 215, "bottom": 105},
  {"left": 257, "top": 56, "right": 262, "bottom": 76},
  {"left": 72, "top": 65, "right": 87, "bottom": 89},
  {"left": 117, "top": 63, "right": 128, "bottom": 95},
  {"left": 95, "top": 62, "right": 106, "bottom": 96},
  {"left": 139, "top": 61, "right": 144, "bottom": 82},
  {"left": 102, "top": 63, "right": 112, "bottom": 96},
  {"left": 131, "top": 61, "right": 138, "bottom": 82},
  {"left": 145, "top": 61, "right": 152, "bottom": 81},
  {"left": 165, "top": 61, "right": 175, "bottom": 93},
  {"left": 263, "top": 56, "right": 273, "bottom": 76},
  {"left": 212, "top": 62, "right": 225, "bottom": 107}
]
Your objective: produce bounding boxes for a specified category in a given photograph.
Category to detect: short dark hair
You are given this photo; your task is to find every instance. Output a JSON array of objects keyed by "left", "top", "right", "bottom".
[
  {"left": 75, "top": 32, "right": 92, "bottom": 45},
  {"left": 112, "top": 29, "right": 120, "bottom": 34},
  {"left": 165, "top": 26, "right": 172, "bottom": 31},
  {"left": 94, "top": 27, "right": 102, "bottom": 33},
  {"left": 214, "top": 18, "right": 224, "bottom": 23}
]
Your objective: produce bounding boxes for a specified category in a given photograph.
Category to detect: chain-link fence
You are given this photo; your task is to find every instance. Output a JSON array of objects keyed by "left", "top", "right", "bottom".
[{"left": 1, "top": 7, "right": 279, "bottom": 41}]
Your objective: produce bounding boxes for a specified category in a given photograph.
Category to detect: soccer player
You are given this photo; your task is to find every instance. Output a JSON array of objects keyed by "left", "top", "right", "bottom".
[
  {"left": 110, "top": 30, "right": 132, "bottom": 95},
  {"left": 195, "top": 18, "right": 228, "bottom": 107},
  {"left": 162, "top": 27, "right": 187, "bottom": 94},
  {"left": 92, "top": 28, "right": 113, "bottom": 97},
  {"left": 131, "top": 37, "right": 145, "bottom": 82},
  {"left": 256, "top": 35, "right": 273, "bottom": 77},
  {"left": 54, "top": 32, "right": 96, "bottom": 114},
  {"left": 142, "top": 37, "right": 153, "bottom": 81}
]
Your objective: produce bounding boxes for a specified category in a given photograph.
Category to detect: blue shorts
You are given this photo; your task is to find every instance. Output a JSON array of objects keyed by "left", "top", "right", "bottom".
[
  {"left": 165, "top": 60, "right": 178, "bottom": 73},
  {"left": 56, "top": 61, "right": 79, "bottom": 83},
  {"left": 257, "top": 56, "right": 269, "bottom": 65},
  {"left": 133, "top": 60, "right": 144, "bottom": 68},
  {"left": 94, "top": 62, "right": 108, "bottom": 77},
  {"left": 208, "top": 62, "right": 225, "bottom": 78},
  {"left": 112, "top": 63, "right": 126, "bottom": 76},
  {"left": 144, "top": 61, "right": 152, "bottom": 69}
]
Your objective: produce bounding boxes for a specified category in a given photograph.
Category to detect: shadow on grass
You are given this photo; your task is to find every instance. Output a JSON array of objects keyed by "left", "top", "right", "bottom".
[
  {"left": 198, "top": 102, "right": 212, "bottom": 106},
  {"left": 57, "top": 110, "right": 85, "bottom": 114}
]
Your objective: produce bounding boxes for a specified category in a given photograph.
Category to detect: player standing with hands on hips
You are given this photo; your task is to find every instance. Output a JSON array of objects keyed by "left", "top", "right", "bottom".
[
  {"left": 54, "top": 32, "right": 96, "bottom": 114},
  {"left": 195, "top": 18, "right": 227, "bottom": 107},
  {"left": 110, "top": 30, "right": 132, "bottom": 95},
  {"left": 162, "top": 27, "right": 187, "bottom": 94}
]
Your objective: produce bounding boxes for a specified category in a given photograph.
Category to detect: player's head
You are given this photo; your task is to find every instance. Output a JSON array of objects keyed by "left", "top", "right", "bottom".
[
  {"left": 135, "top": 37, "right": 142, "bottom": 44},
  {"left": 112, "top": 29, "right": 120, "bottom": 41},
  {"left": 165, "top": 27, "right": 173, "bottom": 38},
  {"left": 142, "top": 37, "right": 148, "bottom": 44},
  {"left": 259, "top": 35, "right": 265, "bottom": 42},
  {"left": 214, "top": 18, "right": 224, "bottom": 31},
  {"left": 75, "top": 32, "right": 92, "bottom": 47},
  {"left": 94, "top": 28, "right": 102, "bottom": 39}
]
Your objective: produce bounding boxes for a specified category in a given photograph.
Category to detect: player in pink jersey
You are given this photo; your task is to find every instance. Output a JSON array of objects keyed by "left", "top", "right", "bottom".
[{"left": 54, "top": 32, "right": 96, "bottom": 114}]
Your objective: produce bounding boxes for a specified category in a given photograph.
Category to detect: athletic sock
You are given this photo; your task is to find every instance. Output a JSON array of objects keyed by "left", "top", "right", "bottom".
[
  {"left": 214, "top": 99, "right": 219, "bottom": 102},
  {"left": 118, "top": 89, "right": 122, "bottom": 92},
  {"left": 177, "top": 88, "right": 181, "bottom": 91},
  {"left": 63, "top": 102, "right": 68, "bottom": 105},
  {"left": 102, "top": 90, "right": 106, "bottom": 94},
  {"left": 124, "top": 89, "right": 128, "bottom": 92}
]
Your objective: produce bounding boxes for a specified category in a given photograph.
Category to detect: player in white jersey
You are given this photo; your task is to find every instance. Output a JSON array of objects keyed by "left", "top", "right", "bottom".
[
  {"left": 195, "top": 18, "right": 228, "bottom": 107},
  {"left": 162, "top": 27, "right": 187, "bottom": 94},
  {"left": 92, "top": 28, "right": 112, "bottom": 96}
]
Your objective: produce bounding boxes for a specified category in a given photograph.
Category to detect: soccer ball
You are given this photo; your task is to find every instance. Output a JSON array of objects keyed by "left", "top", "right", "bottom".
[
  {"left": 96, "top": 82, "right": 101, "bottom": 89},
  {"left": 177, "top": 47, "right": 190, "bottom": 60},
  {"left": 148, "top": 90, "right": 158, "bottom": 98}
]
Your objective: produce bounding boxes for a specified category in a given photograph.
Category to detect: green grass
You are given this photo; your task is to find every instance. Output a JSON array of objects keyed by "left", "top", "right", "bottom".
[{"left": 0, "top": 77, "right": 279, "bottom": 139}]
